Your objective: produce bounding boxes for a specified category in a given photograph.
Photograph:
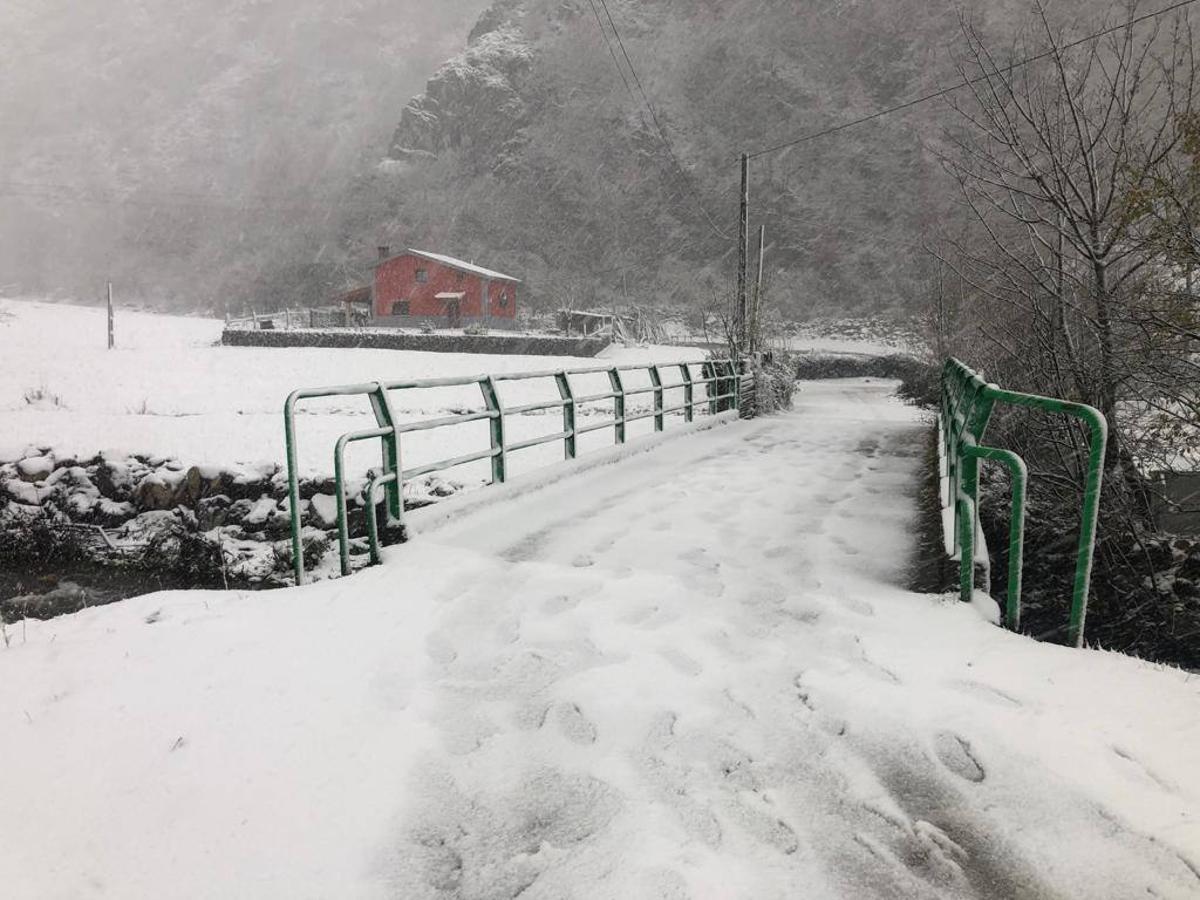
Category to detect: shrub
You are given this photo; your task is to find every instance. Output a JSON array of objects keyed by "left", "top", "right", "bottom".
[
  {"left": 22, "top": 386, "right": 65, "bottom": 408},
  {"left": 753, "top": 355, "right": 797, "bottom": 414}
]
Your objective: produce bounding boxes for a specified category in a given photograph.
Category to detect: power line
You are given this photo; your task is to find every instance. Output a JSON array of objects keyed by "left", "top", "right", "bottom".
[
  {"left": 745, "top": 0, "right": 1200, "bottom": 161},
  {"left": 584, "top": 0, "right": 636, "bottom": 102},
  {"left": 587, "top": 0, "right": 733, "bottom": 240}
]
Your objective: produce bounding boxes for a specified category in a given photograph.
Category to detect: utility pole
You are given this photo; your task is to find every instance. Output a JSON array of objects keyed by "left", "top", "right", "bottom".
[
  {"left": 751, "top": 224, "right": 766, "bottom": 354},
  {"left": 736, "top": 152, "right": 749, "bottom": 355},
  {"left": 106, "top": 282, "right": 114, "bottom": 350}
]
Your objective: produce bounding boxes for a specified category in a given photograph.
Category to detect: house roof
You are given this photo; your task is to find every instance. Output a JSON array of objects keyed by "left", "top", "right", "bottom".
[
  {"left": 334, "top": 285, "right": 371, "bottom": 304},
  {"left": 378, "top": 248, "right": 521, "bottom": 283}
]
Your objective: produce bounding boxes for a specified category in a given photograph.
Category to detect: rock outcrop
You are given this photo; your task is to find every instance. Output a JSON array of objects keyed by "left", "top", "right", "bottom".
[
  {"left": 388, "top": 1, "right": 533, "bottom": 165},
  {"left": 0, "top": 448, "right": 466, "bottom": 619}
]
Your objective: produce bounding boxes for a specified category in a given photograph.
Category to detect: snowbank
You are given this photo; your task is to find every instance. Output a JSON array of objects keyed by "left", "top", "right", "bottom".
[{"left": 0, "top": 299, "right": 725, "bottom": 482}]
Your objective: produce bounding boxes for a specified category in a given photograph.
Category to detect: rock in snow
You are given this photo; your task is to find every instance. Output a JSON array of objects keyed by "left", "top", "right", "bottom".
[
  {"left": 16, "top": 453, "right": 54, "bottom": 482},
  {"left": 309, "top": 492, "right": 339, "bottom": 530}
]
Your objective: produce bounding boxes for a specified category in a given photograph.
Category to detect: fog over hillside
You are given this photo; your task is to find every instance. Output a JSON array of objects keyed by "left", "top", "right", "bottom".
[
  {"left": 0, "top": 0, "right": 489, "bottom": 308},
  {"left": 345, "top": 0, "right": 1098, "bottom": 319},
  {"left": 2, "top": 0, "right": 1100, "bottom": 317}
]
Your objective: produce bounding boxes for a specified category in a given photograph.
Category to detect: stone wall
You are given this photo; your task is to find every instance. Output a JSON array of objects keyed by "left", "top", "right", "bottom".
[
  {"left": 222, "top": 327, "right": 610, "bottom": 357},
  {"left": 0, "top": 448, "right": 467, "bottom": 619}
]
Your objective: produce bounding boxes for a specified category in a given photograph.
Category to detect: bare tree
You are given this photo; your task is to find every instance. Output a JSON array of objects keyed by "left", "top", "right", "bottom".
[{"left": 934, "top": 1, "right": 1199, "bottom": 480}]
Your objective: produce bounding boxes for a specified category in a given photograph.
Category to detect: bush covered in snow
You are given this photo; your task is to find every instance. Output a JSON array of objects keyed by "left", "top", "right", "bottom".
[
  {"left": 977, "top": 468, "right": 1200, "bottom": 667},
  {"left": 752, "top": 355, "right": 797, "bottom": 415}
]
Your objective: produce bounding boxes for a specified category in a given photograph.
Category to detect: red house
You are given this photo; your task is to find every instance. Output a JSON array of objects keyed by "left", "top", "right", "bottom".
[{"left": 347, "top": 247, "right": 520, "bottom": 329}]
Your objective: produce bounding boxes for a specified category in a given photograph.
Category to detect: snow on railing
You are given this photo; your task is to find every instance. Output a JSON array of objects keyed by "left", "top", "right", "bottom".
[
  {"left": 284, "top": 359, "right": 752, "bottom": 584},
  {"left": 940, "top": 358, "right": 1106, "bottom": 647}
]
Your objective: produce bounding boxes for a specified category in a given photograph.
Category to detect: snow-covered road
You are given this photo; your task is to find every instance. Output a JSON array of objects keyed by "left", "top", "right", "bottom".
[{"left": 2, "top": 380, "right": 1198, "bottom": 899}]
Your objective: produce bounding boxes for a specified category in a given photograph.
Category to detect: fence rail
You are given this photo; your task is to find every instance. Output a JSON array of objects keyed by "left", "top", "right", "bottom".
[
  {"left": 940, "top": 357, "right": 1107, "bottom": 647},
  {"left": 227, "top": 307, "right": 347, "bottom": 331},
  {"left": 285, "top": 359, "right": 751, "bottom": 584}
]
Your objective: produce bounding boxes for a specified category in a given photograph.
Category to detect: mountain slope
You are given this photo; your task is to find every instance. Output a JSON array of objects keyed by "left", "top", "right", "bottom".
[
  {"left": 0, "top": 0, "right": 488, "bottom": 306},
  {"left": 348, "top": 0, "right": 1094, "bottom": 318}
]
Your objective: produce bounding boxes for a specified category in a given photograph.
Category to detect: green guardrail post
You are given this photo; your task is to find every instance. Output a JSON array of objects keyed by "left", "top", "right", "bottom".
[
  {"left": 1069, "top": 408, "right": 1107, "bottom": 647},
  {"left": 702, "top": 362, "right": 717, "bottom": 415},
  {"left": 680, "top": 364, "right": 694, "bottom": 423},
  {"left": 649, "top": 365, "right": 664, "bottom": 432},
  {"left": 368, "top": 384, "right": 402, "bottom": 525},
  {"left": 985, "top": 383, "right": 1107, "bottom": 648},
  {"left": 363, "top": 471, "right": 397, "bottom": 567},
  {"left": 480, "top": 376, "right": 506, "bottom": 484},
  {"left": 284, "top": 389, "right": 306, "bottom": 585},
  {"left": 608, "top": 368, "right": 626, "bottom": 444},
  {"left": 942, "top": 358, "right": 1107, "bottom": 648},
  {"left": 334, "top": 432, "right": 354, "bottom": 577},
  {"left": 957, "top": 495, "right": 975, "bottom": 603},
  {"left": 555, "top": 371, "right": 576, "bottom": 460},
  {"left": 964, "top": 445, "right": 1028, "bottom": 630},
  {"left": 958, "top": 445, "right": 981, "bottom": 603}
]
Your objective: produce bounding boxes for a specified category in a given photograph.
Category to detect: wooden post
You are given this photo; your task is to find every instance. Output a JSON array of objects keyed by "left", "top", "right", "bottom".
[
  {"left": 106, "top": 282, "right": 114, "bottom": 350},
  {"left": 751, "top": 224, "right": 765, "bottom": 353},
  {"left": 736, "top": 152, "right": 749, "bottom": 354}
]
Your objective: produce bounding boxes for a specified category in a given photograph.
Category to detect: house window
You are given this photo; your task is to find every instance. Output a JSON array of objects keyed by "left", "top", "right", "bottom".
[
  {"left": 499, "top": 291, "right": 509, "bottom": 309},
  {"left": 392, "top": 301, "right": 410, "bottom": 316},
  {"left": 415, "top": 268, "right": 428, "bottom": 284}
]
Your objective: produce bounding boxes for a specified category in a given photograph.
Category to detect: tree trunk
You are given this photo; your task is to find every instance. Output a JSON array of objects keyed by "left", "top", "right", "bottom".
[{"left": 1092, "top": 257, "right": 1121, "bottom": 472}]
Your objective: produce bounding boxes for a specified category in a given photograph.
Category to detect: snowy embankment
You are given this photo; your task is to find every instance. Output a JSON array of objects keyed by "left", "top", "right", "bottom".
[
  {"left": 1, "top": 380, "right": 1197, "bottom": 899},
  {"left": 0, "top": 299, "right": 710, "bottom": 482},
  {"left": 0, "top": 299, "right": 742, "bottom": 591}
]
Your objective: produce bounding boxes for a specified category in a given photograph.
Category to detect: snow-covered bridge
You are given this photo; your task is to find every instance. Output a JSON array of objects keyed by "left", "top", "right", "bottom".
[{"left": 2, "top": 379, "right": 1198, "bottom": 898}]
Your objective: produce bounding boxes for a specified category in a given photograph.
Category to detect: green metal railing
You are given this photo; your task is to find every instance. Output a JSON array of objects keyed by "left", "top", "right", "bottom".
[
  {"left": 285, "top": 359, "right": 747, "bottom": 584},
  {"left": 940, "top": 358, "right": 1107, "bottom": 647}
]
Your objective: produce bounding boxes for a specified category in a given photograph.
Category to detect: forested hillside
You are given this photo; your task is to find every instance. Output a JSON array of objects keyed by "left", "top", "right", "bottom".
[
  {"left": 0, "top": 0, "right": 488, "bottom": 308},
  {"left": 339, "top": 0, "right": 1091, "bottom": 319},
  {"left": 2, "top": 0, "right": 1096, "bottom": 318}
]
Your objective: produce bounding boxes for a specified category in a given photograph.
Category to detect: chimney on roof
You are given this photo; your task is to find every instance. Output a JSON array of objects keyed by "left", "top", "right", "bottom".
[{"left": 377, "top": 245, "right": 391, "bottom": 260}]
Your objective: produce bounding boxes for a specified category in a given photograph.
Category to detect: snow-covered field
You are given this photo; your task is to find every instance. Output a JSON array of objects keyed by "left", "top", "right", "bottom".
[
  {"left": 1, "top": 379, "right": 1197, "bottom": 898},
  {"left": 0, "top": 299, "right": 731, "bottom": 487}
]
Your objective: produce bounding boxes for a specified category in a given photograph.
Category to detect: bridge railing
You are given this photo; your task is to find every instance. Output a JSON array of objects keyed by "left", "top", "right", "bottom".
[
  {"left": 285, "top": 358, "right": 750, "bottom": 584},
  {"left": 940, "top": 358, "right": 1107, "bottom": 647}
]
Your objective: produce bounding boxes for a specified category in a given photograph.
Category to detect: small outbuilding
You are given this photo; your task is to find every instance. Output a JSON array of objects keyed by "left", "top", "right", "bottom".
[{"left": 341, "top": 247, "right": 520, "bottom": 330}]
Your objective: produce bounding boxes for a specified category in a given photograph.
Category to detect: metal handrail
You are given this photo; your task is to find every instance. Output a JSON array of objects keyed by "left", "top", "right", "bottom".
[
  {"left": 941, "top": 358, "right": 1106, "bottom": 647},
  {"left": 285, "top": 358, "right": 745, "bottom": 583}
]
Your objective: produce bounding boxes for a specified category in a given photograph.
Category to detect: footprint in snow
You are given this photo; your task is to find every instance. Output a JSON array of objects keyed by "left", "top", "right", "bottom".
[
  {"left": 660, "top": 646, "right": 704, "bottom": 677},
  {"left": 831, "top": 535, "right": 863, "bottom": 557},
  {"left": 552, "top": 701, "right": 598, "bottom": 746},
  {"left": 425, "top": 633, "right": 457, "bottom": 666},
  {"left": 910, "top": 820, "right": 970, "bottom": 885},
  {"left": 729, "top": 793, "right": 800, "bottom": 856},
  {"left": 834, "top": 592, "right": 875, "bottom": 617},
  {"left": 541, "top": 593, "right": 582, "bottom": 616},
  {"left": 571, "top": 554, "right": 595, "bottom": 568},
  {"left": 590, "top": 531, "right": 621, "bottom": 554},
  {"left": 951, "top": 680, "right": 1022, "bottom": 708},
  {"left": 933, "top": 731, "right": 985, "bottom": 783},
  {"left": 1112, "top": 745, "right": 1174, "bottom": 792}
]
